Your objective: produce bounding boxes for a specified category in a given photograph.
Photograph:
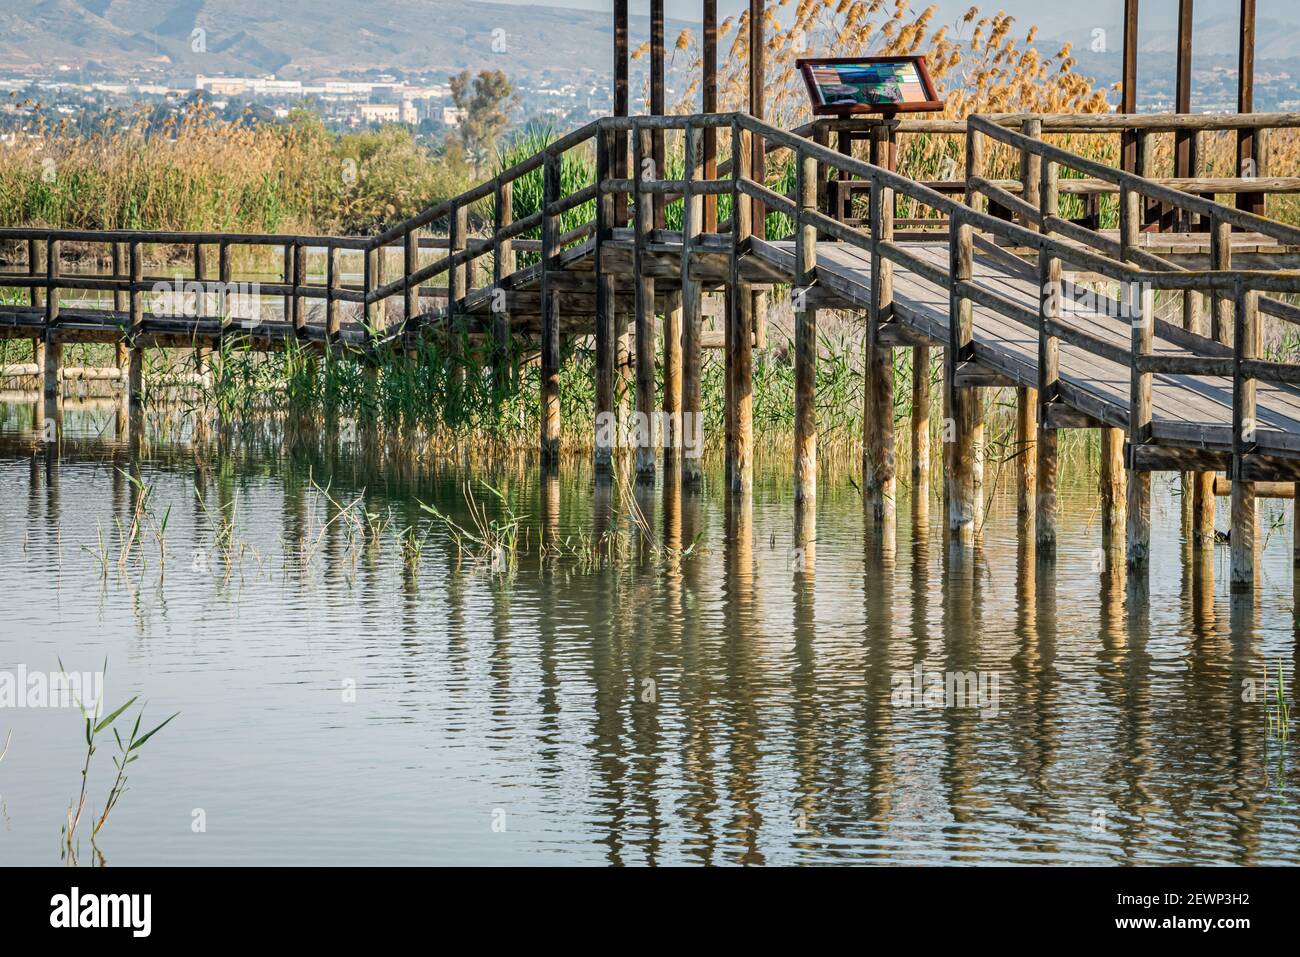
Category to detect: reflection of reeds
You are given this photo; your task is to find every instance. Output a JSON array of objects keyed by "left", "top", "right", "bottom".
[{"left": 1267, "top": 660, "right": 1291, "bottom": 743}]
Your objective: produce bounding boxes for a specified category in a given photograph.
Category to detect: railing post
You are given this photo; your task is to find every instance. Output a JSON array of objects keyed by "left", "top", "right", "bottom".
[
  {"left": 1124, "top": 186, "right": 1154, "bottom": 570},
  {"left": 493, "top": 178, "right": 515, "bottom": 399},
  {"left": 403, "top": 227, "right": 419, "bottom": 325},
  {"left": 291, "top": 242, "right": 306, "bottom": 337},
  {"left": 1210, "top": 215, "right": 1232, "bottom": 345},
  {"left": 325, "top": 245, "right": 340, "bottom": 344},
  {"left": 1020, "top": 117, "right": 1041, "bottom": 229},
  {"left": 217, "top": 241, "right": 231, "bottom": 374},
  {"left": 680, "top": 120, "right": 705, "bottom": 483},
  {"left": 540, "top": 151, "right": 562, "bottom": 467},
  {"left": 727, "top": 120, "right": 754, "bottom": 493},
  {"left": 1036, "top": 158, "right": 1061, "bottom": 557},
  {"left": 194, "top": 242, "right": 210, "bottom": 376},
  {"left": 794, "top": 145, "right": 818, "bottom": 510},
  {"left": 946, "top": 211, "right": 977, "bottom": 543},
  {"left": 866, "top": 175, "right": 895, "bottom": 543},
  {"left": 112, "top": 241, "right": 128, "bottom": 373},
  {"left": 449, "top": 205, "right": 468, "bottom": 391},
  {"left": 1230, "top": 280, "right": 1258, "bottom": 591},
  {"left": 28, "top": 239, "right": 46, "bottom": 374},
  {"left": 42, "top": 237, "right": 61, "bottom": 440},
  {"left": 632, "top": 124, "right": 658, "bottom": 480},
  {"left": 595, "top": 125, "right": 617, "bottom": 473},
  {"left": 128, "top": 239, "right": 144, "bottom": 446}
]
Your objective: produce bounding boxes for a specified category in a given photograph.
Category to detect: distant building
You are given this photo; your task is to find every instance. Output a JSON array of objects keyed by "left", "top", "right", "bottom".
[
  {"left": 442, "top": 107, "right": 468, "bottom": 127},
  {"left": 357, "top": 102, "right": 400, "bottom": 123}
]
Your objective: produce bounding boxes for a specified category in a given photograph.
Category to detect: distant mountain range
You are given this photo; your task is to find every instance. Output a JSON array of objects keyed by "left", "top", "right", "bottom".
[{"left": 0, "top": 0, "right": 695, "bottom": 79}]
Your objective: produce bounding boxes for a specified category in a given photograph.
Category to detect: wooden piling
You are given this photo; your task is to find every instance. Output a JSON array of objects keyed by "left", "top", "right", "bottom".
[
  {"left": 594, "top": 132, "right": 616, "bottom": 474},
  {"left": 663, "top": 290, "right": 683, "bottom": 465},
  {"left": 913, "top": 345, "right": 931, "bottom": 505},
  {"left": 681, "top": 121, "right": 705, "bottom": 484},
  {"left": 128, "top": 239, "right": 144, "bottom": 445},
  {"left": 540, "top": 152, "right": 562, "bottom": 467},
  {"left": 946, "top": 215, "right": 976, "bottom": 543},
  {"left": 794, "top": 148, "right": 818, "bottom": 506},
  {"left": 728, "top": 124, "right": 754, "bottom": 493},
  {"left": 42, "top": 238, "right": 61, "bottom": 437},
  {"left": 633, "top": 127, "right": 658, "bottom": 480},
  {"left": 1016, "top": 386, "right": 1036, "bottom": 527},
  {"left": 1100, "top": 426, "right": 1126, "bottom": 538},
  {"left": 112, "top": 242, "right": 128, "bottom": 372},
  {"left": 1231, "top": 282, "right": 1259, "bottom": 590},
  {"left": 494, "top": 179, "right": 515, "bottom": 397},
  {"left": 867, "top": 175, "right": 895, "bottom": 532},
  {"left": 29, "top": 239, "right": 46, "bottom": 373},
  {"left": 1036, "top": 159, "right": 1061, "bottom": 557},
  {"left": 1126, "top": 241, "right": 1155, "bottom": 568}
]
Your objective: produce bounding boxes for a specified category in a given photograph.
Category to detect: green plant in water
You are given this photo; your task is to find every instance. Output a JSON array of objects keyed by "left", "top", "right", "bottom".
[
  {"left": 61, "top": 660, "right": 178, "bottom": 863},
  {"left": 1267, "top": 660, "right": 1291, "bottom": 743},
  {"left": 419, "top": 480, "right": 524, "bottom": 572}
]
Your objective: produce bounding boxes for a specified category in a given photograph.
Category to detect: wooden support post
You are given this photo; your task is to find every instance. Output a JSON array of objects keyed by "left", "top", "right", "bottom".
[
  {"left": 702, "top": 0, "right": 718, "bottom": 232},
  {"left": 291, "top": 242, "right": 306, "bottom": 336},
  {"left": 449, "top": 203, "right": 468, "bottom": 388},
  {"left": 282, "top": 243, "right": 294, "bottom": 327},
  {"left": 946, "top": 213, "right": 976, "bottom": 543},
  {"left": 663, "top": 291, "right": 682, "bottom": 466},
  {"left": 1125, "top": 188, "right": 1154, "bottom": 569},
  {"left": 403, "top": 227, "right": 419, "bottom": 324},
  {"left": 633, "top": 126, "right": 657, "bottom": 479},
  {"left": 729, "top": 124, "right": 754, "bottom": 493},
  {"left": 1037, "top": 160, "right": 1061, "bottom": 557},
  {"left": 1120, "top": 0, "right": 1140, "bottom": 173},
  {"left": 914, "top": 345, "right": 932, "bottom": 506},
  {"left": 1174, "top": 0, "right": 1197, "bottom": 230},
  {"left": 193, "top": 242, "right": 211, "bottom": 374},
  {"left": 26, "top": 239, "right": 46, "bottom": 373},
  {"left": 1020, "top": 117, "right": 1041, "bottom": 229},
  {"left": 1231, "top": 281, "right": 1258, "bottom": 591},
  {"left": 1100, "top": 426, "right": 1127, "bottom": 538},
  {"left": 748, "top": 0, "right": 765, "bottom": 241},
  {"left": 42, "top": 238, "right": 61, "bottom": 437},
  {"left": 594, "top": 132, "right": 616, "bottom": 474},
  {"left": 1211, "top": 216, "right": 1232, "bottom": 345},
  {"left": 650, "top": 0, "right": 666, "bottom": 230},
  {"left": 1237, "top": 0, "right": 1263, "bottom": 216},
  {"left": 109, "top": 241, "right": 127, "bottom": 371},
  {"left": 494, "top": 179, "right": 515, "bottom": 397},
  {"left": 681, "top": 121, "right": 705, "bottom": 483},
  {"left": 1016, "top": 386, "right": 1036, "bottom": 526},
  {"left": 128, "top": 239, "right": 144, "bottom": 444},
  {"left": 325, "top": 246, "right": 340, "bottom": 343},
  {"left": 794, "top": 147, "right": 818, "bottom": 507},
  {"left": 867, "top": 176, "right": 895, "bottom": 530},
  {"left": 540, "top": 152, "right": 562, "bottom": 467}
]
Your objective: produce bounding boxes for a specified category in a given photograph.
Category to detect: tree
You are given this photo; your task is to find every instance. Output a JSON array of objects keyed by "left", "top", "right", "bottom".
[{"left": 448, "top": 69, "right": 517, "bottom": 175}]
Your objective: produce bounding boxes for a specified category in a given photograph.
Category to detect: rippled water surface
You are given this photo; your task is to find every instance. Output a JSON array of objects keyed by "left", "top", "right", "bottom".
[{"left": 1, "top": 401, "right": 1298, "bottom": 865}]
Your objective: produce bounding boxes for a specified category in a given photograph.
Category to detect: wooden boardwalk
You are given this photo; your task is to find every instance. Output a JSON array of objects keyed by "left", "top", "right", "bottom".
[{"left": 6, "top": 108, "right": 1300, "bottom": 593}]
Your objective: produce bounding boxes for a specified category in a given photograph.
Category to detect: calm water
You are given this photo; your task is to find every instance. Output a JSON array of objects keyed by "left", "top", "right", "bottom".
[{"left": 1, "top": 400, "right": 1298, "bottom": 866}]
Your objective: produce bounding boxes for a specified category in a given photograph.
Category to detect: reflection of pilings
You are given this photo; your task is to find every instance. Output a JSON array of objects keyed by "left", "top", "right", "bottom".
[
  {"left": 910, "top": 496, "right": 931, "bottom": 662},
  {"left": 790, "top": 513, "right": 821, "bottom": 844},
  {"left": 939, "top": 539, "right": 981, "bottom": 835},
  {"left": 540, "top": 470, "right": 560, "bottom": 552},
  {"left": 676, "top": 482, "right": 719, "bottom": 861},
  {"left": 722, "top": 490, "right": 763, "bottom": 863},
  {"left": 862, "top": 533, "right": 895, "bottom": 825},
  {"left": 1098, "top": 538, "right": 1154, "bottom": 862}
]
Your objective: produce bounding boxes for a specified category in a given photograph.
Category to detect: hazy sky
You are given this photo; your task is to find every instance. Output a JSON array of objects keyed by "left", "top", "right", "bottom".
[{"left": 482, "top": 0, "right": 1295, "bottom": 40}]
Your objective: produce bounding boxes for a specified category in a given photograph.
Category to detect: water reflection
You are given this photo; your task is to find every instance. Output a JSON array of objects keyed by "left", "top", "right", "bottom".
[{"left": 0, "top": 405, "right": 1296, "bottom": 865}]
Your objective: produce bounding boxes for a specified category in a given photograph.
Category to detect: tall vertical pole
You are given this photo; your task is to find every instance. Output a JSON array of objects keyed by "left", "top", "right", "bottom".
[
  {"left": 650, "top": 0, "right": 666, "bottom": 230},
  {"left": 634, "top": 125, "right": 658, "bottom": 480},
  {"left": 794, "top": 148, "right": 818, "bottom": 508},
  {"left": 1237, "top": 0, "right": 1263, "bottom": 216},
  {"left": 595, "top": 128, "right": 616, "bottom": 475},
  {"left": 1120, "top": 0, "right": 1140, "bottom": 175},
  {"left": 540, "top": 152, "right": 562, "bottom": 467},
  {"left": 702, "top": 0, "right": 718, "bottom": 233},
  {"left": 748, "top": 0, "right": 767, "bottom": 353},
  {"left": 681, "top": 121, "right": 705, "bottom": 484}
]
